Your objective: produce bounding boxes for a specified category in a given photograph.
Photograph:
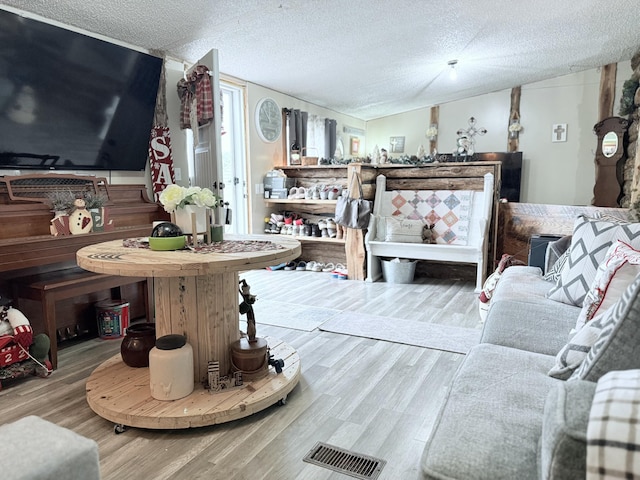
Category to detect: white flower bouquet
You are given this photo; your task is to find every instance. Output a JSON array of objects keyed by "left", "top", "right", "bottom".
[
  {"left": 425, "top": 126, "right": 438, "bottom": 139},
  {"left": 508, "top": 122, "right": 522, "bottom": 133},
  {"left": 159, "top": 184, "right": 218, "bottom": 213}
]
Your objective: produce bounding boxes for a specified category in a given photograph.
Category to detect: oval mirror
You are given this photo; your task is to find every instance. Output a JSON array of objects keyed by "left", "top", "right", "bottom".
[{"left": 602, "top": 131, "right": 618, "bottom": 158}]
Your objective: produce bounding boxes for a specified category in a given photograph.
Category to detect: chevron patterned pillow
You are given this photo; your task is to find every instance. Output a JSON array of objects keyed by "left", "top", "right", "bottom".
[
  {"left": 547, "top": 215, "right": 640, "bottom": 306},
  {"left": 570, "top": 273, "right": 640, "bottom": 382},
  {"left": 548, "top": 306, "right": 611, "bottom": 380}
]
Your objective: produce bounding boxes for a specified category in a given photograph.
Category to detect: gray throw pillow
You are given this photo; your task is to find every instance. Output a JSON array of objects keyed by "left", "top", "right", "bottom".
[
  {"left": 544, "top": 235, "right": 572, "bottom": 275},
  {"left": 570, "top": 273, "right": 640, "bottom": 382},
  {"left": 544, "top": 249, "right": 570, "bottom": 283},
  {"left": 547, "top": 215, "right": 640, "bottom": 306},
  {"left": 548, "top": 307, "right": 610, "bottom": 379}
]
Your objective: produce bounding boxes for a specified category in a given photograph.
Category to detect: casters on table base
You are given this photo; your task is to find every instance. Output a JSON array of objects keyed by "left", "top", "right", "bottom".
[
  {"left": 114, "top": 423, "right": 128, "bottom": 434},
  {"left": 277, "top": 395, "right": 288, "bottom": 406}
]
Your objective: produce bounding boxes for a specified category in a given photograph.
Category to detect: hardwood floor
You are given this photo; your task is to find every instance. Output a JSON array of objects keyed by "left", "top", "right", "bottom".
[{"left": 1, "top": 269, "right": 481, "bottom": 479}]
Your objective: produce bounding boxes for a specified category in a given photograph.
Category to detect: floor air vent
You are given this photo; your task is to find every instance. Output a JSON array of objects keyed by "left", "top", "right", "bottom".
[{"left": 303, "top": 442, "right": 386, "bottom": 480}]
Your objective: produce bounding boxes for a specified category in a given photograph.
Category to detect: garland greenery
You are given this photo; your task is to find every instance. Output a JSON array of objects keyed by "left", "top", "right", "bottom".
[{"left": 619, "top": 78, "right": 639, "bottom": 116}]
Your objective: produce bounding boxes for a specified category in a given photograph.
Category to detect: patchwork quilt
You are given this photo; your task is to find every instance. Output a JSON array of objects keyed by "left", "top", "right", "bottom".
[{"left": 389, "top": 190, "right": 474, "bottom": 245}]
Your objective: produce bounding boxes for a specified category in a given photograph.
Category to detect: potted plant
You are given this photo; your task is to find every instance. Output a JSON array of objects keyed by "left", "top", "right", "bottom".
[
  {"left": 159, "top": 184, "right": 218, "bottom": 234},
  {"left": 46, "top": 190, "right": 75, "bottom": 216},
  {"left": 83, "top": 191, "right": 108, "bottom": 210}
]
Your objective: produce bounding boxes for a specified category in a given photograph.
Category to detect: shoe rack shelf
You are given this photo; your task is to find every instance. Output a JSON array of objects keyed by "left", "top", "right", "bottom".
[
  {"left": 266, "top": 166, "right": 350, "bottom": 268},
  {"left": 296, "top": 236, "right": 344, "bottom": 244},
  {"left": 264, "top": 199, "right": 338, "bottom": 216},
  {"left": 264, "top": 199, "right": 338, "bottom": 204}
]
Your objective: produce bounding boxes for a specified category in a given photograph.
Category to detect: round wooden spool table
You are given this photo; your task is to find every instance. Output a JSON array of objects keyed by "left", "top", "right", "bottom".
[{"left": 77, "top": 234, "right": 301, "bottom": 430}]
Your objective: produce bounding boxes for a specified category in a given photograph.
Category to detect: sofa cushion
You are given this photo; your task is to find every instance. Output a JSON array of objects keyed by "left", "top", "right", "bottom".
[
  {"left": 482, "top": 299, "right": 578, "bottom": 356},
  {"left": 547, "top": 215, "right": 640, "bottom": 306},
  {"left": 538, "top": 379, "right": 595, "bottom": 480},
  {"left": 491, "top": 266, "right": 554, "bottom": 305},
  {"left": 571, "top": 273, "right": 640, "bottom": 382},
  {"left": 421, "top": 344, "right": 559, "bottom": 480}
]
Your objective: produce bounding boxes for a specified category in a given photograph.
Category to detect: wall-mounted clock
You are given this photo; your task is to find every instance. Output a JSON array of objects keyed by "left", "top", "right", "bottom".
[{"left": 255, "top": 97, "right": 282, "bottom": 143}]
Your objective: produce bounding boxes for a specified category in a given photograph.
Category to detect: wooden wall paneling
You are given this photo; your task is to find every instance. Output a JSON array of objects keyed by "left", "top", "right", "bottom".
[
  {"left": 497, "top": 202, "right": 629, "bottom": 264},
  {"left": 429, "top": 105, "right": 439, "bottom": 154}
]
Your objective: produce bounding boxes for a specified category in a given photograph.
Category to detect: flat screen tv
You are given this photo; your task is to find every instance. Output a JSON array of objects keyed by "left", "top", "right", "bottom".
[{"left": 0, "top": 9, "right": 162, "bottom": 171}]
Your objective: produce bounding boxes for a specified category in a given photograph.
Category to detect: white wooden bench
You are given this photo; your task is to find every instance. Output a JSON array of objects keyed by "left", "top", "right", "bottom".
[{"left": 364, "top": 172, "right": 494, "bottom": 291}]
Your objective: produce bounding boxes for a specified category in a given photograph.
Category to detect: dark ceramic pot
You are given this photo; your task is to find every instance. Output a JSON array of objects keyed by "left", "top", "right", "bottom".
[{"left": 120, "top": 322, "right": 156, "bottom": 368}]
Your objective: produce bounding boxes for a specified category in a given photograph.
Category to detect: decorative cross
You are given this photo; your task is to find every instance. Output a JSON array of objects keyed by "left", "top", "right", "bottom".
[
  {"left": 456, "top": 117, "right": 487, "bottom": 155},
  {"left": 553, "top": 124, "right": 566, "bottom": 141}
]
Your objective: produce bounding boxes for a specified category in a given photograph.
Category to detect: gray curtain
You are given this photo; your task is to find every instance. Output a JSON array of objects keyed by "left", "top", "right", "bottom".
[
  {"left": 325, "top": 119, "right": 337, "bottom": 159},
  {"left": 286, "top": 107, "right": 336, "bottom": 160}
]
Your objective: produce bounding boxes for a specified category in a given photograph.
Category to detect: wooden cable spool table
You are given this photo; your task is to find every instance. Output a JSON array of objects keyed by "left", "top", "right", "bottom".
[{"left": 76, "top": 234, "right": 301, "bottom": 430}]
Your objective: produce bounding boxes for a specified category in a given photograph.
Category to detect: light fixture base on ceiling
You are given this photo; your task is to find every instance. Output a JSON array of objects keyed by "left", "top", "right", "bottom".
[{"left": 448, "top": 60, "right": 458, "bottom": 81}]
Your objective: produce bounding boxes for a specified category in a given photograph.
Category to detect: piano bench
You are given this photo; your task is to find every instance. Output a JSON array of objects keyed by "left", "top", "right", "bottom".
[{"left": 11, "top": 267, "right": 150, "bottom": 370}]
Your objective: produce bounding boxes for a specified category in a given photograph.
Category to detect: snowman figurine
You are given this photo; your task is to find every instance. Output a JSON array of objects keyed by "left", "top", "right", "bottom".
[{"left": 68, "top": 198, "right": 93, "bottom": 234}]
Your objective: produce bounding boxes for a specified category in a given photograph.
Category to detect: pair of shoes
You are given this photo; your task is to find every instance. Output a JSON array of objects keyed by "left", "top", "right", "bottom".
[
  {"left": 305, "top": 261, "right": 324, "bottom": 272},
  {"left": 332, "top": 263, "right": 348, "bottom": 279},
  {"left": 322, "top": 262, "right": 335, "bottom": 272},
  {"left": 327, "top": 186, "right": 343, "bottom": 200},
  {"left": 287, "top": 187, "right": 307, "bottom": 199},
  {"left": 267, "top": 262, "right": 287, "bottom": 271},
  {"left": 284, "top": 261, "right": 297, "bottom": 271},
  {"left": 264, "top": 221, "right": 280, "bottom": 234},
  {"left": 318, "top": 219, "right": 329, "bottom": 237},
  {"left": 326, "top": 218, "right": 337, "bottom": 238},
  {"left": 305, "top": 185, "right": 320, "bottom": 200}
]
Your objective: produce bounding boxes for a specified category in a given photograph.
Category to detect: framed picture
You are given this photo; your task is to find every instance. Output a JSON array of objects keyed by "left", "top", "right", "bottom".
[
  {"left": 350, "top": 137, "right": 360, "bottom": 155},
  {"left": 390, "top": 136, "right": 405, "bottom": 153}
]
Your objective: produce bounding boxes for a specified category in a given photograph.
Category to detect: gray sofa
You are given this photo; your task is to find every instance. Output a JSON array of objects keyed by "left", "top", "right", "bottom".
[
  {"left": 0, "top": 416, "right": 100, "bottom": 479},
  {"left": 420, "top": 266, "right": 596, "bottom": 480}
]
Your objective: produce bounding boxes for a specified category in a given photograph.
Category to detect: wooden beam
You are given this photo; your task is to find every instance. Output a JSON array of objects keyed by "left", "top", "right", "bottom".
[
  {"left": 508, "top": 86, "right": 521, "bottom": 153},
  {"left": 598, "top": 63, "right": 617, "bottom": 121},
  {"left": 429, "top": 105, "right": 439, "bottom": 154}
]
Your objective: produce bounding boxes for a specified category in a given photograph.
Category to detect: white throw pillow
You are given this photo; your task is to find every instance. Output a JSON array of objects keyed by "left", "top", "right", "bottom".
[
  {"left": 574, "top": 240, "right": 640, "bottom": 332},
  {"left": 385, "top": 217, "right": 424, "bottom": 243}
]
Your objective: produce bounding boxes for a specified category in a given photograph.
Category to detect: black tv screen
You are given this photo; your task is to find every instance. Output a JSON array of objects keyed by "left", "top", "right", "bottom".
[{"left": 0, "top": 9, "right": 162, "bottom": 171}]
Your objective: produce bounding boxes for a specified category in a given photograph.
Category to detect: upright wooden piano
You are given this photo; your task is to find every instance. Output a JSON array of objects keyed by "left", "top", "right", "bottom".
[{"left": 0, "top": 173, "right": 169, "bottom": 368}]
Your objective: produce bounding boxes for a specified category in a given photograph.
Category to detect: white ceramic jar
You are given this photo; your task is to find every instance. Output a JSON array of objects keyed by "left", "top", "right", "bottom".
[{"left": 149, "top": 334, "right": 194, "bottom": 401}]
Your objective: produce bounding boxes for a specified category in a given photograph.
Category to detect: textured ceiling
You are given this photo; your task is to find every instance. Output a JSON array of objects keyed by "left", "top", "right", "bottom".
[{"left": 3, "top": 0, "right": 640, "bottom": 120}]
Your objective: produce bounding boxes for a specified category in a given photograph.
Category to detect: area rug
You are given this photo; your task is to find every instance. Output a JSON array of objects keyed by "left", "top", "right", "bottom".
[
  {"left": 319, "top": 312, "right": 481, "bottom": 354},
  {"left": 250, "top": 300, "right": 340, "bottom": 332}
]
